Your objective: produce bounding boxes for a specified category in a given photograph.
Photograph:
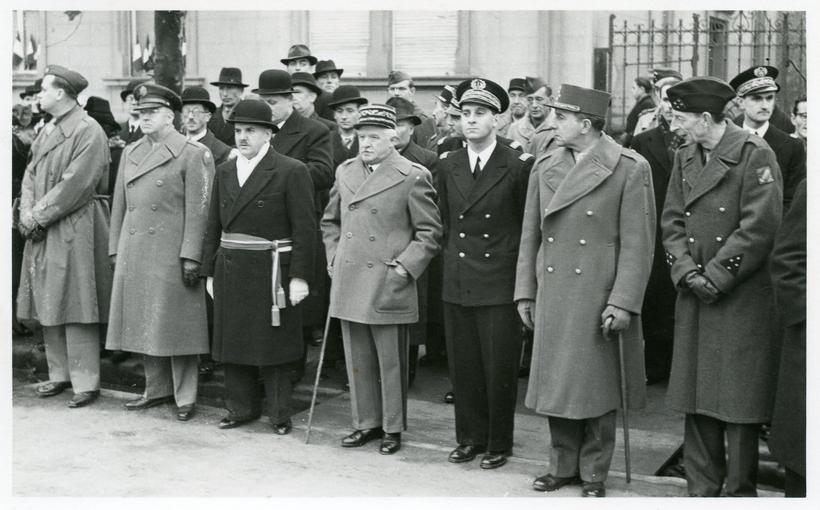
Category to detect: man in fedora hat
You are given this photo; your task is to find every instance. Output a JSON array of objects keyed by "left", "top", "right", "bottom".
[
  {"left": 17, "top": 65, "right": 112, "bottom": 409},
  {"left": 515, "top": 84, "right": 655, "bottom": 496},
  {"left": 315, "top": 59, "right": 343, "bottom": 94},
  {"left": 328, "top": 85, "right": 368, "bottom": 160},
  {"left": 281, "top": 44, "right": 318, "bottom": 74},
  {"left": 254, "top": 69, "right": 334, "bottom": 358},
  {"left": 201, "top": 98, "right": 316, "bottom": 434},
  {"left": 322, "top": 104, "right": 442, "bottom": 456},
  {"left": 436, "top": 78, "right": 534, "bottom": 470},
  {"left": 291, "top": 72, "right": 337, "bottom": 133},
  {"left": 107, "top": 83, "right": 215, "bottom": 422},
  {"left": 120, "top": 78, "right": 151, "bottom": 146},
  {"left": 181, "top": 86, "right": 232, "bottom": 166},
  {"left": 730, "top": 65, "right": 805, "bottom": 209},
  {"left": 505, "top": 77, "right": 553, "bottom": 152},
  {"left": 209, "top": 67, "right": 249, "bottom": 147}
]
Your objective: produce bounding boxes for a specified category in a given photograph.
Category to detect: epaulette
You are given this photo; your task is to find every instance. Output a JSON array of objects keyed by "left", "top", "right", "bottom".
[
  {"left": 510, "top": 140, "right": 521, "bottom": 149},
  {"left": 519, "top": 152, "right": 534, "bottom": 161},
  {"left": 440, "top": 151, "right": 449, "bottom": 159}
]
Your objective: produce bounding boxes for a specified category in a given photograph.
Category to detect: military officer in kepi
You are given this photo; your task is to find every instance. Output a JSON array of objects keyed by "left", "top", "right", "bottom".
[
  {"left": 322, "top": 104, "right": 442, "bottom": 456},
  {"left": 662, "top": 77, "right": 783, "bottom": 496},
  {"left": 436, "top": 78, "right": 535, "bottom": 470},
  {"left": 515, "top": 84, "right": 655, "bottom": 497}
]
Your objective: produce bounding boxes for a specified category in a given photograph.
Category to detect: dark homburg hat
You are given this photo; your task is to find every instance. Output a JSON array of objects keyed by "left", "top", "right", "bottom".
[
  {"left": 291, "top": 72, "right": 323, "bottom": 96},
  {"left": 650, "top": 68, "right": 683, "bottom": 84},
  {"left": 385, "top": 97, "right": 421, "bottom": 125},
  {"left": 181, "top": 86, "right": 217, "bottom": 113},
  {"left": 667, "top": 77, "right": 736, "bottom": 114},
  {"left": 354, "top": 104, "right": 397, "bottom": 130},
  {"left": 19, "top": 78, "right": 42, "bottom": 99},
  {"left": 729, "top": 65, "right": 780, "bottom": 97},
  {"left": 210, "top": 67, "right": 248, "bottom": 88},
  {"left": 327, "top": 85, "right": 368, "bottom": 108},
  {"left": 551, "top": 84, "right": 611, "bottom": 118},
  {"left": 280, "top": 44, "right": 318, "bottom": 66},
  {"left": 508, "top": 78, "right": 527, "bottom": 93},
  {"left": 252, "top": 70, "right": 295, "bottom": 95},
  {"left": 456, "top": 77, "right": 509, "bottom": 114},
  {"left": 120, "top": 78, "right": 151, "bottom": 101},
  {"left": 227, "top": 99, "right": 278, "bottom": 131},
  {"left": 133, "top": 83, "right": 182, "bottom": 112},
  {"left": 436, "top": 85, "right": 456, "bottom": 106},
  {"left": 44, "top": 65, "right": 89, "bottom": 96},
  {"left": 84, "top": 96, "right": 120, "bottom": 133},
  {"left": 314, "top": 60, "right": 344, "bottom": 79}
]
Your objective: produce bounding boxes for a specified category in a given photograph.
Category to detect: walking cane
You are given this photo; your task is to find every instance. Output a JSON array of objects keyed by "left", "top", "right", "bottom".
[
  {"left": 605, "top": 316, "right": 632, "bottom": 483},
  {"left": 305, "top": 313, "right": 333, "bottom": 445}
]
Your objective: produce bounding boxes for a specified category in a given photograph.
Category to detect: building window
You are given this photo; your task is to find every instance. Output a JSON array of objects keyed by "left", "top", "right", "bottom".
[
  {"left": 391, "top": 11, "right": 458, "bottom": 76},
  {"left": 13, "top": 11, "right": 42, "bottom": 73},
  {"left": 308, "top": 11, "right": 370, "bottom": 77}
]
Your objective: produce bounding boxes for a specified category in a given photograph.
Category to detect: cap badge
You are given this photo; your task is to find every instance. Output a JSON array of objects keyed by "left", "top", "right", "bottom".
[
  {"left": 471, "top": 79, "right": 486, "bottom": 90},
  {"left": 137, "top": 85, "right": 148, "bottom": 98},
  {"left": 754, "top": 67, "right": 768, "bottom": 78}
]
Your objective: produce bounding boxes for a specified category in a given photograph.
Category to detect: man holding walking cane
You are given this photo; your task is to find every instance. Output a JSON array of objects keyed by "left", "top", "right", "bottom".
[{"left": 514, "top": 84, "right": 655, "bottom": 497}]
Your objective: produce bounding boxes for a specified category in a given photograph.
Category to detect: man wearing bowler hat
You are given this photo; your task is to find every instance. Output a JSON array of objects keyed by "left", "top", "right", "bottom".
[
  {"left": 201, "top": 99, "right": 316, "bottom": 434},
  {"left": 662, "top": 77, "right": 783, "bottom": 496},
  {"left": 181, "top": 86, "right": 232, "bottom": 166},
  {"left": 107, "top": 83, "right": 215, "bottom": 422},
  {"left": 17, "top": 65, "right": 112, "bottom": 409},
  {"left": 315, "top": 59, "right": 343, "bottom": 94},
  {"left": 209, "top": 67, "right": 248, "bottom": 147},
  {"left": 328, "top": 85, "right": 368, "bottom": 160},
  {"left": 515, "top": 84, "right": 654, "bottom": 496},
  {"left": 437, "top": 78, "right": 535, "bottom": 470},
  {"left": 322, "top": 104, "right": 442, "bottom": 455},
  {"left": 291, "top": 72, "right": 337, "bottom": 133},
  {"left": 730, "top": 65, "right": 805, "bottom": 209}
]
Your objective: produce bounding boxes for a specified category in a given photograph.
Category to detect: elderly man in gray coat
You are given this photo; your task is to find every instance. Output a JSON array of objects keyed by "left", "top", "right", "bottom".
[{"left": 322, "top": 104, "right": 442, "bottom": 455}]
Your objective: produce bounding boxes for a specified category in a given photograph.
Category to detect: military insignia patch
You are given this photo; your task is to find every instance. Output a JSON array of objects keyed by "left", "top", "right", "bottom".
[
  {"left": 754, "top": 66, "right": 768, "bottom": 77},
  {"left": 519, "top": 152, "right": 533, "bottom": 161},
  {"left": 720, "top": 254, "right": 743, "bottom": 276},
  {"left": 755, "top": 166, "right": 774, "bottom": 185},
  {"left": 471, "top": 79, "right": 486, "bottom": 90},
  {"left": 137, "top": 85, "right": 148, "bottom": 98},
  {"left": 203, "top": 150, "right": 212, "bottom": 164},
  {"left": 510, "top": 140, "right": 521, "bottom": 149},
  {"left": 665, "top": 251, "right": 676, "bottom": 267}
]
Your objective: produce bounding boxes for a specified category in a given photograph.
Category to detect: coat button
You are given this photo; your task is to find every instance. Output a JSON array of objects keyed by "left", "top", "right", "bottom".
[
  {"left": 369, "top": 235, "right": 376, "bottom": 241},
  {"left": 349, "top": 204, "right": 357, "bottom": 210},
  {"left": 371, "top": 208, "right": 378, "bottom": 214},
  {"left": 129, "top": 228, "right": 136, "bottom": 235},
  {"left": 546, "top": 266, "right": 554, "bottom": 273},
  {"left": 257, "top": 200, "right": 264, "bottom": 207},
  {"left": 575, "top": 268, "right": 582, "bottom": 274},
  {"left": 483, "top": 234, "right": 489, "bottom": 239},
  {"left": 127, "top": 183, "right": 134, "bottom": 188},
  {"left": 685, "top": 211, "right": 692, "bottom": 217},
  {"left": 547, "top": 237, "right": 554, "bottom": 243},
  {"left": 484, "top": 213, "right": 491, "bottom": 219},
  {"left": 458, "top": 252, "right": 465, "bottom": 258},
  {"left": 148, "top": 227, "right": 156, "bottom": 235},
  {"left": 156, "top": 180, "right": 163, "bottom": 186},
  {"left": 459, "top": 233, "right": 466, "bottom": 238},
  {"left": 151, "top": 204, "right": 158, "bottom": 211},
  {"left": 715, "top": 236, "right": 723, "bottom": 242},
  {"left": 718, "top": 207, "right": 726, "bottom": 213},
  {"left": 579, "top": 239, "right": 586, "bottom": 245},
  {"left": 484, "top": 253, "right": 490, "bottom": 258},
  {"left": 586, "top": 210, "right": 594, "bottom": 216},
  {"left": 366, "top": 262, "right": 373, "bottom": 268},
  {"left": 458, "top": 214, "right": 464, "bottom": 220},
  {"left": 128, "top": 205, "right": 136, "bottom": 211},
  {"left": 688, "top": 237, "right": 695, "bottom": 244},
  {"left": 346, "top": 232, "right": 353, "bottom": 238}
]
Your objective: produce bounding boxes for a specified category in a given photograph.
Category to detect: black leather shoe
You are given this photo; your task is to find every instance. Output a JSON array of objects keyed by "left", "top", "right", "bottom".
[
  {"left": 581, "top": 482, "right": 606, "bottom": 497},
  {"left": 341, "top": 427, "right": 383, "bottom": 447},
  {"left": 67, "top": 390, "right": 99, "bottom": 408},
  {"left": 124, "top": 395, "right": 173, "bottom": 411},
  {"left": 443, "top": 391, "right": 455, "bottom": 404},
  {"left": 448, "top": 444, "right": 486, "bottom": 463},
  {"left": 532, "top": 473, "right": 582, "bottom": 492},
  {"left": 480, "top": 450, "right": 511, "bottom": 469},
  {"left": 37, "top": 381, "right": 71, "bottom": 397},
  {"left": 176, "top": 404, "right": 195, "bottom": 421},
  {"left": 218, "top": 415, "right": 259, "bottom": 429},
  {"left": 379, "top": 432, "right": 401, "bottom": 455},
  {"left": 272, "top": 418, "right": 293, "bottom": 435}
]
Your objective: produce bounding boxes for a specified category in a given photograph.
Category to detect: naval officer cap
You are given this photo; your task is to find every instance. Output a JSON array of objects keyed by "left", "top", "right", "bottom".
[
  {"left": 666, "top": 77, "right": 736, "bottom": 114},
  {"left": 729, "top": 65, "right": 780, "bottom": 97},
  {"left": 552, "top": 84, "right": 611, "bottom": 118},
  {"left": 133, "top": 83, "right": 182, "bottom": 112},
  {"left": 354, "top": 104, "right": 397, "bottom": 130},
  {"left": 44, "top": 65, "right": 89, "bottom": 96},
  {"left": 456, "top": 78, "right": 509, "bottom": 114}
]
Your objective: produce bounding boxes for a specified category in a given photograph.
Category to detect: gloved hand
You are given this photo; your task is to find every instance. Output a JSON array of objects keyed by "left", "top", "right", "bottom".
[
  {"left": 181, "top": 259, "right": 201, "bottom": 287},
  {"left": 685, "top": 271, "right": 720, "bottom": 304},
  {"left": 109, "top": 255, "right": 117, "bottom": 272},
  {"left": 517, "top": 299, "right": 535, "bottom": 330},
  {"left": 289, "top": 278, "right": 309, "bottom": 305},
  {"left": 601, "top": 304, "right": 631, "bottom": 336},
  {"left": 206, "top": 276, "right": 214, "bottom": 298}
]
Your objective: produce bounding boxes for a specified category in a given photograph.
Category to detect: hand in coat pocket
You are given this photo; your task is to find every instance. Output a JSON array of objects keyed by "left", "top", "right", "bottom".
[{"left": 375, "top": 266, "right": 413, "bottom": 312}]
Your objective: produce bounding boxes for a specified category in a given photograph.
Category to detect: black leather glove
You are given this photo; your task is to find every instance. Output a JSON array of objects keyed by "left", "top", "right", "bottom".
[
  {"left": 182, "top": 259, "right": 201, "bottom": 287},
  {"left": 685, "top": 271, "right": 720, "bottom": 304}
]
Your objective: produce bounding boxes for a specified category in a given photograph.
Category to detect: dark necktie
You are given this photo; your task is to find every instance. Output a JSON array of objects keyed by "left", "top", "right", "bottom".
[{"left": 473, "top": 157, "right": 481, "bottom": 180}]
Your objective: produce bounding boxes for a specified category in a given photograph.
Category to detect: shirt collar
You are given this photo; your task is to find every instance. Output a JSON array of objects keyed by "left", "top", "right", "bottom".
[
  {"left": 237, "top": 142, "right": 270, "bottom": 170},
  {"left": 742, "top": 120, "right": 769, "bottom": 138},
  {"left": 467, "top": 139, "right": 497, "bottom": 171},
  {"left": 188, "top": 129, "right": 207, "bottom": 142}
]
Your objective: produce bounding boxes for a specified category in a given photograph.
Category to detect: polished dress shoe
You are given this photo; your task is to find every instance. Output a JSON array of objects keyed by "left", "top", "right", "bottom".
[
  {"left": 379, "top": 432, "right": 401, "bottom": 455},
  {"left": 176, "top": 404, "right": 195, "bottom": 421},
  {"left": 532, "top": 473, "right": 582, "bottom": 492},
  {"left": 272, "top": 418, "right": 293, "bottom": 435},
  {"left": 67, "top": 390, "right": 99, "bottom": 408},
  {"left": 124, "top": 395, "right": 173, "bottom": 411},
  {"left": 218, "top": 415, "right": 259, "bottom": 429},
  {"left": 480, "top": 450, "right": 512, "bottom": 470},
  {"left": 581, "top": 482, "right": 606, "bottom": 497},
  {"left": 448, "top": 444, "right": 486, "bottom": 463},
  {"left": 443, "top": 391, "right": 455, "bottom": 404},
  {"left": 341, "top": 427, "right": 383, "bottom": 447},
  {"left": 37, "top": 381, "right": 71, "bottom": 397}
]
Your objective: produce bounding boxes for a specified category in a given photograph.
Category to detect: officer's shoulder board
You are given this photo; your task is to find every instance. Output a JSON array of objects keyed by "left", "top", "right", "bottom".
[
  {"left": 437, "top": 137, "right": 447, "bottom": 146},
  {"left": 440, "top": 151, "right": 450, "bottom": 160},
  {"left": 518, "top": 152, "right": 534, "bottom": 162},
  {"left": 510, "top": 140, "right": 522, "bottom": 150}
]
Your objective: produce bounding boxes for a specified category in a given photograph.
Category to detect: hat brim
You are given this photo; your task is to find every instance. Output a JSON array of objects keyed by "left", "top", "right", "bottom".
[
  {"left": 739, "top": 84, "right": 780, "bottom": 96},
  {"left": 209, "top": 81, "right": 249, "bottom": 88},
  {"left": 293, "top": 82, "right": 323, "bottom": 96},
  {"left": 133, "top": 102, "right": 177, "bottom": 112},
  {"left": 119, "top": 90, "right": 134, "bottom": 102},
  {"left": 228, "top": 117, "right": 279, "bottom": 132},
  {"left": 182, "top": 99, "right": 217, "bottom": 114},
  {"left": 507, "top": 86, "right": 526, "bottom": 94},
  {"left": 354, "top": 120, "right": 396, "bottom": 130},
  {"left": 314, "top": 68, "right": 344, "bottom": 78},
  {"left": 90, "top": 113, "right": 121, "bottom": 133},
  {"left": 280, "top": 56, "right": 319, "bottom": 66},
  {"left": 396, "top": 115, "right": 422, "bottom": 126},
  {"left": 328, "top": 97, "right": 368, "bottom": 108},
  {"left": 252, "top": 87, "right": 296, "bottom": 96}
]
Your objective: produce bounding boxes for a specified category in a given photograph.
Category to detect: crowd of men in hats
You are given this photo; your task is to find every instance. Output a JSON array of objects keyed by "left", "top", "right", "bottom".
[{"left": 11, "top": 40, "right": 806, "bottom": 497}]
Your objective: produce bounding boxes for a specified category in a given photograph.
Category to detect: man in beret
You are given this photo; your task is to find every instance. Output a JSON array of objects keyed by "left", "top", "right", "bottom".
[
  {"left": 181, "top": 86, "right": 232, "bottom": 166},
  {"left": 662, "top": 76, "right": 783, "bottom": 496},
  {"left": 505, "top": 77, "right": 553, "bottom": 152},
  {"left": 107, "top": 83, "right": 215, "bottom": 422},
  {"left": 119, "top": 78, "right": 150, "bottom": 146},
  {"left": 17, "top": 65, "right": 113, "bottom": 408},
  {"left": 387, "top": 70, "right": 436, "bottom": 148},
  {"left": 496, "top": 78, "right": 528, "bottom": 138},
  {"left": 201, "top": 99, "right": 316, "bottom": 434},
  {"left": 208, "top": 67, "right": 248, "bottom": 147},
  {"left": 633, "top": 68, "right": 684, "bottom": 135},
  {"left": 730, "top": 65, "right": 805, "bottom": 209},
  {"left": 322, "top": 104, "right": 442, "bottom": 456},
  {"left": 515, "top": 84, "right": 655, "bottom": 497},
  {"left": 437, "top": 78, "right": 535, "bottom": 470}
]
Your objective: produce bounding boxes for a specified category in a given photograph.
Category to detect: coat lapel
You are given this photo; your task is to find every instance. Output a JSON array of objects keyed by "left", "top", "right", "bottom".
[
  {"left": 125, "top": 130, "right": 187, "bottom": 183},
  {"left": 447, "top": 150, "right": 474, "bottom": 202},
  {"left": 461, "top": 145, "right": 510, "bottom": 213},
  {"left": 347, "top": 151, "right": 406, "bottom": 204},
  {"left": 684, "top": 122, "right": 746, "bottom": 207},
  {"left": 29, "top": 106, "right": 84, "bottom": 168},
  {"left": 225, "top": 147, "right": 278, "bottom": 226}
]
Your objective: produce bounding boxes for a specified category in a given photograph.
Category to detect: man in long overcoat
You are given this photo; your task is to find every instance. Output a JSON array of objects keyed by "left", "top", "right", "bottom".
[
  {"left": 661, "top": 77, "right": 783, "bottom": 496},
  {"left": 322, "top": 105, "right": 442, "bottom": 456},
  {"left": 515, "top": 84, "right": 655, "bottom": 497},
  {"left": 107, "top": 84, "right": 215, "bottom": 421},
  {"left": 17, "top": 65, "right": 112, "bottom": 408},
  {"left": 201, "top": 99, "right": 316, "bottom": 434}
]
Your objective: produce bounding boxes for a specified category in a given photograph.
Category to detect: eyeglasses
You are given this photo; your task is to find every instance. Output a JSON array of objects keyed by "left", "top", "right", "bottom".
[{"left": 181, "top": 107, "right": 208, "bottom": 117}]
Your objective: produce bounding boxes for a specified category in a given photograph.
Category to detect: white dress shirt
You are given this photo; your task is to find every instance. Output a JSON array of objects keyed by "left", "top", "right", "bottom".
[
  {"left": 236, "top": 142, "right": 270, "bottom": 187},
  {"left": 467, "top": 139, "right": 497, "bottom": 174},
  {"left": 742, "top": 120, "right": 769, "bottom": 138}
]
